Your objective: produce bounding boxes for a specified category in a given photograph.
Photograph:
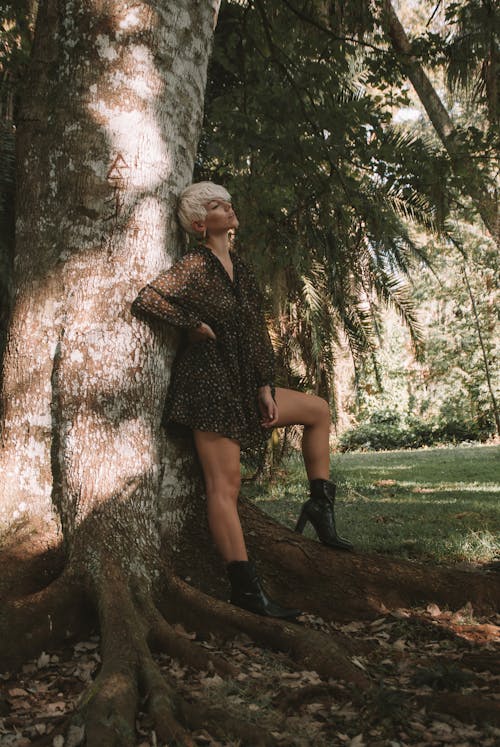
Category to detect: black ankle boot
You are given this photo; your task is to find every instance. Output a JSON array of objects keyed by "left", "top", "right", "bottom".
[
  {"left": 226, "top": 559, "right": 301, "bottom": 620},
  {"left": 295, "top": 478, "right": 353, "bottom": 551}
]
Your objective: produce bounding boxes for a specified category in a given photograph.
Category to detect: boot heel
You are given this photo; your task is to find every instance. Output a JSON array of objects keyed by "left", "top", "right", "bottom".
[{"left": 294, "top": 509, "right": 308, "bottom": 534}]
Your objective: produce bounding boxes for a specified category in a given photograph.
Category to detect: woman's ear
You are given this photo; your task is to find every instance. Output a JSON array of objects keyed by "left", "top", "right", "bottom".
[{"left": 192, "top": 219, "right": 205, "bottom": 234}]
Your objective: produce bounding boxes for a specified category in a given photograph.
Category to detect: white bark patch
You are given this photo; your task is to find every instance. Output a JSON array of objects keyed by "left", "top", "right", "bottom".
[
  {"left": 95, "top": 34, "right": 118, "bottom": 61},
  {"left": 118, "top": 7, "right": 143, "bottom": 32},
  {"left": 70, "top": 350, "right": 84, "bottom": 363}
]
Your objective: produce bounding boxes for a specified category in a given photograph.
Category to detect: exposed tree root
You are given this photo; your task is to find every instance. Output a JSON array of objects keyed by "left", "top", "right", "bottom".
[
  {"left": 172, "top": 498, "right": 500, "bottom": 622},
  {"left": 238, "top": 498, "right": 500, "bottom": 619},
  {"left": 163, "top": 573, "right": 369, "bottom": 687},
  {"left": 136, "top": 585, "right": 237, "bottom": 677},
  {"left": 418, "top": 693, "right": 500, "bottom": 726},
  {"left": 0, "top": 568, "right": 92, "bottom": 671},
  {"left": 273, "top": 682, "right": 354, "bottom": 713},
  {"left": 0, "top": 520, "right": 64, "bottom": 603},
  {"left": 5, "top": 509, "right": 498, "bottom": 745},
  {"left": 139, "top": 654, "right": 193, "bottom": 746},
  {"left": 29, "top": 557, "right": 294, "bottom": 746},
  {"left": 178, "top": 700, "right": 278, "bottom": 747},
  {"left": 460, "top": 652, "right": 500, "bottom": 674},
  {"left": 74, "top": 560, "right": 204, "bottom": 746}
]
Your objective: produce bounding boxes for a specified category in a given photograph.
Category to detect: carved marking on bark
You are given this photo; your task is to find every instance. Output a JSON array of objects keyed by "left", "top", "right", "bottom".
[{"left": 105, "top": 152, "right": 130, "bottom": 220}]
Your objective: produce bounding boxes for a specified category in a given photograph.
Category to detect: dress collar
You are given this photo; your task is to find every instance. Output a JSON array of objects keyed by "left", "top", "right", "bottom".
[{"left": 197, "top": 244, "right": 237, "bottom": 285}]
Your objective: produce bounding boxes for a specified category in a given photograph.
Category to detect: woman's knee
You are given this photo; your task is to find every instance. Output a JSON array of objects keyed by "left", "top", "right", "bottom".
[
  {"left": 308, "top": 394, "right": 331, "bottom": 426},
  {"left": 205, "top": 471, "right": 241, "bottom": 502}
]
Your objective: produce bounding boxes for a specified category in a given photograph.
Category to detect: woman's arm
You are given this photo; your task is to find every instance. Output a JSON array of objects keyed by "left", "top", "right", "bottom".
[{"left": 132, "top": 252, "right": 204, "bottom": 329}]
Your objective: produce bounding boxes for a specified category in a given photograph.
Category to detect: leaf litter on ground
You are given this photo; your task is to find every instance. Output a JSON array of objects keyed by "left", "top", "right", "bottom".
[{"left": 0, "top": 607, "right": 499, "bottom": 746}]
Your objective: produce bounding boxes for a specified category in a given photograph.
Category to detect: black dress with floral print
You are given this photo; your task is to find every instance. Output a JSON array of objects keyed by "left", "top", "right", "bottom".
[{"left": 132, "top": 244, "right": 275, "bottom": 460}]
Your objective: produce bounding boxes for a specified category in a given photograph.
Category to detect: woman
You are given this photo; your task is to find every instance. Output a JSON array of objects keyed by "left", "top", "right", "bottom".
[{"left": 132, "top": 181, "right": 352, "bottom": 621}]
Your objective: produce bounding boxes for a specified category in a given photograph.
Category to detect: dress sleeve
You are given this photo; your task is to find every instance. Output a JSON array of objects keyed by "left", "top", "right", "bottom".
[
  {"left": 243, "top": 260, "right": 276, "bottom": 392},
  {"left": 131, "top": 253, "right": 204, "bottom": 329}
]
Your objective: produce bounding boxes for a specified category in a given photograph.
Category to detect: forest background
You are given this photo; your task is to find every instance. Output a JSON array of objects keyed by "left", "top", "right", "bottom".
[{"left": 1, "top": 0, "right": 499, "bottom": 453}]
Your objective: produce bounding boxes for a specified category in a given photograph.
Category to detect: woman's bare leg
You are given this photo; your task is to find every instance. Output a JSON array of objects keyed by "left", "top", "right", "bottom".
[
  {"left": 193, "top": 430, "right": 247, "bottom": 563},
  {"left": 273, "top": 387, "right": 331, "bottom": 480},
  {"left": 272, "top": 387, "right": 353, "bottom": 550},
  {"left": 193, "top": 432, "right": 302, "bottom": 618}
]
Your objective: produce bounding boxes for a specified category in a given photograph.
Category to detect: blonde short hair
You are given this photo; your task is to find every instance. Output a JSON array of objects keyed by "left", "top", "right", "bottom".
[{"left": 177, "top": 181, "right": 232, "bottom": 235}]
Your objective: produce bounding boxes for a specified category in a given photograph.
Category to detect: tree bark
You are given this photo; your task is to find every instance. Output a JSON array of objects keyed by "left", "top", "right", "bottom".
[
  {"left": 382, "top": 0, "right": 499, "bottom": 245},
  {"left": 1, "top": 0, "right": 218, "bottom": 555}
]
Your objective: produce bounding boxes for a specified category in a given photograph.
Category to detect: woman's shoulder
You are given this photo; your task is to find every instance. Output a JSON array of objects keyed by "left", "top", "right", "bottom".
[
  {"left": 149, "top": 248, "right": 208, "bottom": 286},
  {"left": 172, "top": 246, "right": 209, "bottom": 270}
]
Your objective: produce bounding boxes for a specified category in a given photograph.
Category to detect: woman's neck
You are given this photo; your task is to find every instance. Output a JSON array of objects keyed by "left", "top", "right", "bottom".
[{"left": 202, "top": 234, "right": 232, "bottom": 259}]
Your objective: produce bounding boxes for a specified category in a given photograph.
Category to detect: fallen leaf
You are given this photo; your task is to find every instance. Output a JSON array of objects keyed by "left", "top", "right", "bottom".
[
  {"left": 340, "top": 622, "right": 364, "bottom": 633},
  {"left": 427, "top": 603, "right": 442, "bottom": 618},
  {"left": 9, "top": 698, "right": 31, "bottom": 711},
  {"left": 430, "top": 720, "right": 453, "bottom": 733},
  {"left": 172, "top": 623, "right": 197, "bottom": 640},
  {"left": 351, "top": 656, "right": 368, "bottom": 670},
  {"left": 307, "top": 703, "right": 327, "bottom": 715},
  {"left": 451, "top": 601, "right": 474, "bottom": 623},
  {"left": 391, "top": 609, "right": 410, "bottom": 619},
  {"left": 392, "top": 639, "right": 406, "bottom": 651},
  {"left": 348, "top": 734, "right": 365, "bottom": 747},
  {"left": 73, "top": 641, "right": 98, "bottom": 652},
  {"left": 40, "top": 700, "right": 66, "bottom": 716},
  {"left": 37, "top": 651, "right": 51, "bottom": 669},
  {"left": 370, "top": 617, "right": 390, "bottom": 628}
]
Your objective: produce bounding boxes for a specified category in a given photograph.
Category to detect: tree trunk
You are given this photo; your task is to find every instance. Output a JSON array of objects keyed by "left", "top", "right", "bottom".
[
  {"left": 2, "top": 0, "right": 219, "bottom": 545},
  {"left": 382, "top": 0, "right": 499, "bottom": 245}
]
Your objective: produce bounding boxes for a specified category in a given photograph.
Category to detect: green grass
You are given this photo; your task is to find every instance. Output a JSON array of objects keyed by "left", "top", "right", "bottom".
[{"left": 241, "top": 444, "right": 500, "bottom": 565}]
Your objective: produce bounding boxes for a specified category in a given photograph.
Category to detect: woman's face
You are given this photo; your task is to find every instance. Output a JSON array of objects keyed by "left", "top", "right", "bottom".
[{"left": 197, "top": 198, "right": 239, "bottom": 236}]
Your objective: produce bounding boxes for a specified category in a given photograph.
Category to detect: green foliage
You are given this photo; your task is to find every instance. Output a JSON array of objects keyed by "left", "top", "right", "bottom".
[
  {"left": 201, "top": 1, "right": 448, "bottom": 411},
  {"left": 337, "top": 408, "right": 494, "bottom": 452},
  {"left": 341, "top": 208, "right": 499, "bottom": 446},
  {"left": 444, "top": 0, "right": 499, "bottom": 124}
]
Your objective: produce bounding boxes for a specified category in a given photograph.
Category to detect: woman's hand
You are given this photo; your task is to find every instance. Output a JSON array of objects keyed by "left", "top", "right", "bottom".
[
  {"left": 258, "top": 385, "right": 278, "bottom": 428},
  {"left": 188, "top": 322, "right": 217, "bottom": 343}
]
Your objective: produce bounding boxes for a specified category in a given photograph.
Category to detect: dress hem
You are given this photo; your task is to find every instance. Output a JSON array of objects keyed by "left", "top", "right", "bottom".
[{"left": 164, "top": 415, "right": 271, "bottom": 452}]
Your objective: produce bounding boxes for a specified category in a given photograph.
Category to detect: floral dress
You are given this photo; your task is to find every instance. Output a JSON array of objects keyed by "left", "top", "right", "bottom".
[{"left": 132, "top": 244, "right": 276, "bottom": 460}]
